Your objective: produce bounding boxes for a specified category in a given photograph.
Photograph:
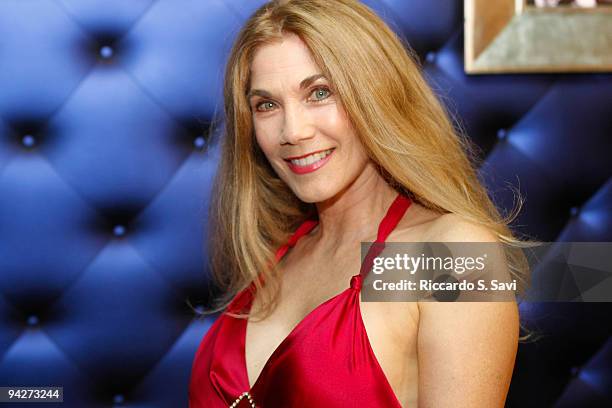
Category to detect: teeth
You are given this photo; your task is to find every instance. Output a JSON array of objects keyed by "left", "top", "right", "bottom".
[{"left": 290, "top": 149, "right": 333, "bottom": 166}]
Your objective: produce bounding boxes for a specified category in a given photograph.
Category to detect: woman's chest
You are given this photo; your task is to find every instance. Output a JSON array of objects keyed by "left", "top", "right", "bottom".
[{"left": 245, "top": 253, "right": 420, "bottom": 405}]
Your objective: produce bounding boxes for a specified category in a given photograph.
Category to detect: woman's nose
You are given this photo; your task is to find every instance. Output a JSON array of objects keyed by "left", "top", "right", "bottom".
[{"left": 281, "top": 103, "right": 315, "bottom": 145}]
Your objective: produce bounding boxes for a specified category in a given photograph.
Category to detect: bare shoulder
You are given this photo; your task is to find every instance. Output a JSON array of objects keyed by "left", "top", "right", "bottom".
[
  {"left": 421, "top": 212, "right": 499, "bottom": 243},
  {"left": 412, "top": 216, "right": 517, "bottom": 406},
  {"left": 390, "top": 203, "right": 499, "bottom": 244}
]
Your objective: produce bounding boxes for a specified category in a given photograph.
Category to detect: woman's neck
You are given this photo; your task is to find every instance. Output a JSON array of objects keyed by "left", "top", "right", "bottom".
[{"left": 311, "top": 161, "right": 399, "bottom": 248}]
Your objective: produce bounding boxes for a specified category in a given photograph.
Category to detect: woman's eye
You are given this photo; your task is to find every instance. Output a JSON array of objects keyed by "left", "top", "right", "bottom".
[
  {"left": 310, "top": 87, "right": 331, "bottom": 102},
  {"left": 256, "top": 101, "right": 276, "bottom": 112}
]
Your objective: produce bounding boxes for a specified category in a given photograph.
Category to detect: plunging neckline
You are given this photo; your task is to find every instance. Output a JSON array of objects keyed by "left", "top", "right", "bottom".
[
  {"left": 240, "top": 192, "right": 412, "bottom": 396},
  {"left": 242, "top": 281, "right": 355, "bottom": 390}
]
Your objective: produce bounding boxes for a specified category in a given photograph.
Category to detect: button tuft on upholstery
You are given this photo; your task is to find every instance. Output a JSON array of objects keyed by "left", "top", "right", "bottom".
[
  {"left": 113, "top": 394, "right": 124, "bottom": 404},
  {"left": 99, "top": 45, "right": 114, "bottom": 59},
  {"left": 22, "top": 134, "right": 36, "bottom": 148},
  {"left": 425, "top": 51, "right": 436, "bottom": 64},
  {"left": 27, "top": 315, "right": 38, "bottom": 326},
  {"left": 194, "top": 136, "right": 206, "bottom": 150},
  {"left": 113, "top": 225, "right": 126, "bottom": 237},
  {"left": 497, "top": 129, "right": 507, "bottom": 140},
  {"left": 570, "top": 206, "right": 580, "bottom": 217}
]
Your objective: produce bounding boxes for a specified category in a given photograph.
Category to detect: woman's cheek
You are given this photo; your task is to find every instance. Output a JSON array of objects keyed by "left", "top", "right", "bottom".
[
  {"left": 254, "top": 124, "right": 277, "bottom": 157},
  {"left": 312, "top": 103, "right": 340, "bottom": 126}
]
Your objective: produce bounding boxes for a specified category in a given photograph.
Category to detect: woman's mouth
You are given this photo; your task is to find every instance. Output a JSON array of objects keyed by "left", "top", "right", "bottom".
[{"left": 284, "top": 148, "right": 335, "bottom": 174}]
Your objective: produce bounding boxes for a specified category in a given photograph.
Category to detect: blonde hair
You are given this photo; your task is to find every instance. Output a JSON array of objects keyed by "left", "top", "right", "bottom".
[{"left": 194, "top": 0, "right": 531, "bottom": 337}]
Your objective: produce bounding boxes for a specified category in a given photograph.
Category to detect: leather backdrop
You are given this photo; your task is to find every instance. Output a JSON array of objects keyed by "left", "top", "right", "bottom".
[{"left": 0, "top": 1, "right": 610, "bottom": 407}]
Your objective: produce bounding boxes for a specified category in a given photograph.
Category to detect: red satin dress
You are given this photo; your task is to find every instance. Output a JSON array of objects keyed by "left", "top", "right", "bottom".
[{"left": 189, "top": 193, "right": 412, "bottom": 407}]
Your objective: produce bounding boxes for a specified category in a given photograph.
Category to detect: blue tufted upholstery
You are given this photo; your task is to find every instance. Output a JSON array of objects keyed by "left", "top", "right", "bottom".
[{"left": 0, "top": 1, "right": 610, "bottom": 407}]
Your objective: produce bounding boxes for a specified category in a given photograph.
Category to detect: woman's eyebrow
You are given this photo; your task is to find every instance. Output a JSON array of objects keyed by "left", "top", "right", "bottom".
[{"left": 247, "top": 73, "right": 327, "bottom": 100}]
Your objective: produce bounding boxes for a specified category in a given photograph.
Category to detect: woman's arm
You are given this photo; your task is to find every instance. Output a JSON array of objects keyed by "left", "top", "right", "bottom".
[
  {"left": 417, "top": 300, "right": 519, "bottom": 407},
  {"left": 416, "top": 215, "right": 520, "bottom": 407}
]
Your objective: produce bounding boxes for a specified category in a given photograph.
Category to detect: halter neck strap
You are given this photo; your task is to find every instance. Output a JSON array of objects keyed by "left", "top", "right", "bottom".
[{"left": 358, "top": 193, "right": 412, "bottom": 279}]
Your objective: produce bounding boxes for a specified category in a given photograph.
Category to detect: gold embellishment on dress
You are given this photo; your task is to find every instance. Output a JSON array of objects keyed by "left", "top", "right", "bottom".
[{"left": 229, "top": 391, "right": 256, "bottom": 408}]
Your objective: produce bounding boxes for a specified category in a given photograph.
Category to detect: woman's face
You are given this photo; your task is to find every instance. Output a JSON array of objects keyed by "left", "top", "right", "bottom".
[{"left": 248, "top": 33, "right": 370, "bottom": 203}]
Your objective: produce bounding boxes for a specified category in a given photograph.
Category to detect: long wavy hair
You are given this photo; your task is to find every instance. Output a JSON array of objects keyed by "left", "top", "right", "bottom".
[{"left": 198, "top": 0, "right": 531, "bottom": 332}]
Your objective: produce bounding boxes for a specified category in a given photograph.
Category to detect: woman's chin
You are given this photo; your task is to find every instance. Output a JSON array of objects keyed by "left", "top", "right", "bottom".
[{"left": 292, "top": 186, "right": 336, "bottom": 204}]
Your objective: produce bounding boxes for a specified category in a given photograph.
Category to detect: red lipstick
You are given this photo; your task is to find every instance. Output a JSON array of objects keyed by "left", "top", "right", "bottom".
[{"left": 284, "top": 148, "right": 335, "bottom": 175}]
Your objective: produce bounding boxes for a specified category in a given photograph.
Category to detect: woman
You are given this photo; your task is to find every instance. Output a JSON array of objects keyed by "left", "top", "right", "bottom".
[{"left": 189, "top": 0, "right": 528, "bottom": 406}]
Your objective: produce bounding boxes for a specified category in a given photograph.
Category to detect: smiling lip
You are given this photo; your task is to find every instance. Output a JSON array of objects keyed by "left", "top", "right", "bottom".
[
  {"left": 284, "top": 148, "right": 335, "bottom": 175},
  {"left": 283, "top": 148, "right": 334, "bottom": 161}
]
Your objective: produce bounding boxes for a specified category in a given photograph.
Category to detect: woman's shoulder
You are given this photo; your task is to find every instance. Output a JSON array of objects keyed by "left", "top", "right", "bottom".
[
  {"left": 391, "top": 202, "right": 499, "bottom": 243},
  {"left": 425, "top": 213, "right": 499, "bottom": 243}
]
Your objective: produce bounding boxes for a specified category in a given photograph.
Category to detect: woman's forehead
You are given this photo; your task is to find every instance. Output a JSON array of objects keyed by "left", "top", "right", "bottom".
[{"left": 250, "top": 35, "right": 318, "bottom": 80}]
